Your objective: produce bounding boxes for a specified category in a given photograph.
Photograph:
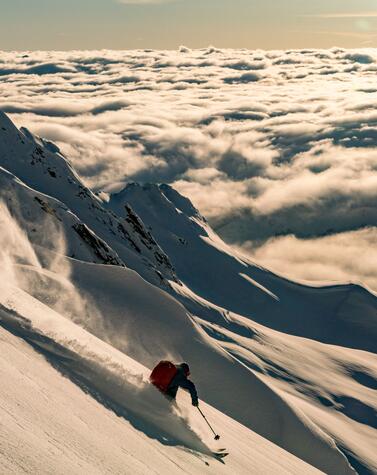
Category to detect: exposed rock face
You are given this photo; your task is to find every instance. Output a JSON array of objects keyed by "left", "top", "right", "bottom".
[{"left": 72, "top": 223, "right": 123, "bottom": 266}]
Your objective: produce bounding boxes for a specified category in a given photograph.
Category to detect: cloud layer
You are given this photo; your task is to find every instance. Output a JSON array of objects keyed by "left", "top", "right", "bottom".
[
  {"left": 1, "top": 47, "right": 376, "bottom": 290},
  {"left": 241, "top": 228, "right": 377, "bottom": 292}
]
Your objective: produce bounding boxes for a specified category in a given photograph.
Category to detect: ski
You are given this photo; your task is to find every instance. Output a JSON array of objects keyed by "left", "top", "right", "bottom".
[{"left": 213, "top": 451, "right": 229, "bottom": 459}]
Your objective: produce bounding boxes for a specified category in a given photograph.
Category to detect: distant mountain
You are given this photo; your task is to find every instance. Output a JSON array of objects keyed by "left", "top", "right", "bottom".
[{"left": 109, "top": 182, "right": 377, "bottom": 354}]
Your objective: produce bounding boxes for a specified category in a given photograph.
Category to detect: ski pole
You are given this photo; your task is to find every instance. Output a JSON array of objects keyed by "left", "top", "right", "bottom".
[{"left": 197, "top": 407, "right": 220, "bottom": 440}]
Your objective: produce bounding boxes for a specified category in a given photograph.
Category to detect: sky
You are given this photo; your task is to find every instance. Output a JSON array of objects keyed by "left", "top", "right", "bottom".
[{"left": 0, "top": 0, "right": 377, "bottom": 50}]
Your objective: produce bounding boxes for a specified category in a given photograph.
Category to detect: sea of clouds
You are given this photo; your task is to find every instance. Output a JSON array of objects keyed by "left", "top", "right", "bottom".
[{"left": 1, "top": 47, "right": 376, "bottom": 290}]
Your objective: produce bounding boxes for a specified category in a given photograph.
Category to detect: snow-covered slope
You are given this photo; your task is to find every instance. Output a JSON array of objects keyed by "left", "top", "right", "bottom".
[
  {"left": 109, "top": 183, "right": 377, "bottom": 473},
  {"left": 0, "top": 110, "right": 376, "bottom": 474},
  {"left": 0, "top": 260, "right": 355, "bottom": 475},
  {"left": 0, "top": 167, "right": 123, "bottom": 266},
  {"left": 0, "top": 308, "right": 323, "bottom": 475},
  {"left": 109, "top": 183, "right": 377, "bottom": 354}
]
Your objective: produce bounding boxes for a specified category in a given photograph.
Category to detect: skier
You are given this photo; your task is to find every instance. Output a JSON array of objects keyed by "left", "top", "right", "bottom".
[
  {"left": 150, "top": 361, "right": 225, "bottom": 448},
  {"left": 150, "top": 361, "right": 199, "bottom": 406}
]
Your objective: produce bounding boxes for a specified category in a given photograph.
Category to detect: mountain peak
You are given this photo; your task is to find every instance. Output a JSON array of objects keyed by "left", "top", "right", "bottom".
[{"left": 111, "top": 182, "right": 205, "bottom": 224}]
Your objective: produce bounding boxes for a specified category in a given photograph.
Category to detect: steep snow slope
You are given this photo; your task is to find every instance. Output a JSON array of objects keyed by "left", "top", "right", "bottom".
[
  {"left": 196, "top": 313, "right": 377, "bottom": 474},
  {"left": 0, "top": 167, "right": 123, "bottom": 266},
  {"left": 109, "top": 183, "right": 377, "bottom": 353},
  {"left": 0, "top": 111, "right": 176, "bottom": 286},
  {"left": 0, "top": 291, "right": 323, "bottom": 475},
  {"left": 7, "top": 260, "right": 355, "bottom": 475}
]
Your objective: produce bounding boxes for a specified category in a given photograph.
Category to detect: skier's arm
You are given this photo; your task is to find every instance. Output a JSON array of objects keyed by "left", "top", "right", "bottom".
[{"left": 179, "top": 378, "right": 198, "bottom": 406}]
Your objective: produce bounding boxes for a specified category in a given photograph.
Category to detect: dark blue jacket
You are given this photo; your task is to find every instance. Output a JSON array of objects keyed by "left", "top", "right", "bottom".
[{"left": 166, "top": 364, "right": 198, "bottom": 405}]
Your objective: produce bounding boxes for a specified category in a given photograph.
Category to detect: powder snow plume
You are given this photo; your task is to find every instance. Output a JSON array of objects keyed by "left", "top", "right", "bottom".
[{"left": 0, "top": 200, "right": 106, "bottom": 336}]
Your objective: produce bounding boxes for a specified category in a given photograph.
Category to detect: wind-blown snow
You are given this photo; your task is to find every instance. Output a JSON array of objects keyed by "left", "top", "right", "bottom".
[
  {"left": 0, "top": 320, "right": 323, "bottom": 475},
  {"left": 0, "top": 48, "right": 376, "bottom": 289}
]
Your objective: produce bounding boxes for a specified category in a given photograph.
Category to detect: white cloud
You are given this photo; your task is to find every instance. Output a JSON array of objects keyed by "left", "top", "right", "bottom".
[{"left": 240, "top": 228, "right": 377, "bottom": 292}]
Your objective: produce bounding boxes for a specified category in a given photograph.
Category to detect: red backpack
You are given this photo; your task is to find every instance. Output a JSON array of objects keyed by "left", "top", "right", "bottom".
[{"left": 150, "top": 361, "right": 177, "bottom": 392}]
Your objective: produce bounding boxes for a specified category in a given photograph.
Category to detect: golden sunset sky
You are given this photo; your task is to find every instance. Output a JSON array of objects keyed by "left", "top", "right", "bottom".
[{"left": 1, "top": 0, "right": 377, "bottom": 50}]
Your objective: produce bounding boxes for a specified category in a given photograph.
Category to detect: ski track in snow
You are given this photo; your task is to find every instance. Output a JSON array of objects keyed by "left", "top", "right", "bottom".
[{"left": 0, "top": 290, "right": 323, "bottom": 475}]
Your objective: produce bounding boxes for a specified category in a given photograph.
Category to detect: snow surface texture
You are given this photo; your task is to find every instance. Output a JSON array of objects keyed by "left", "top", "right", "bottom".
[
  {"left": 1, "top": 48, "right": 376, "bottom": 290},
  {"left": 0, "top": 111, "right": 376, "bottom": 474},
  {"left": 0, "top": 310, "right": 322, "bottom": 475}
]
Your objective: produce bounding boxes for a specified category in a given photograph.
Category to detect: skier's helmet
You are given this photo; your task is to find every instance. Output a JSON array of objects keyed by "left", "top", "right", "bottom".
[{"left": 181, "top": 363, "right": 190, "bottom": 376}]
